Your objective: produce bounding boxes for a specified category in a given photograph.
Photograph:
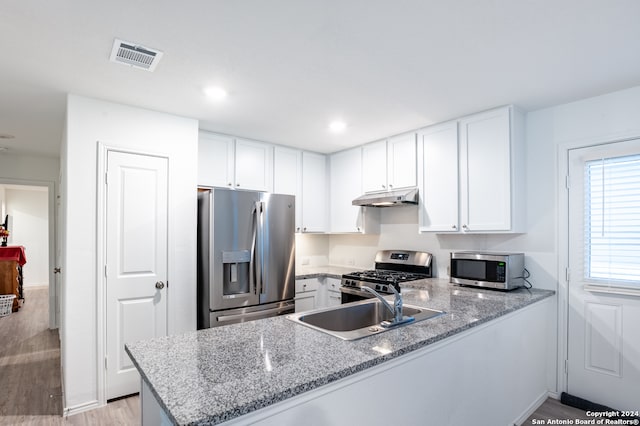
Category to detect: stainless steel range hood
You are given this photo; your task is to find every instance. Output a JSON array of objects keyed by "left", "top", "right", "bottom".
[{"left": 352, "top": 188, "right": 419, "bottom": 207}]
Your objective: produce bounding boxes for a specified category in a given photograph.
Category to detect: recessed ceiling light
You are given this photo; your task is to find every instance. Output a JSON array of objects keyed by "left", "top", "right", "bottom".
[
  {"left": 0, "top": 133, "right": 15, "bottom": 139},
  {"left": 203, "top": 86, "right": 228, "bottom": 101},
  {"left": 329, "top": 121, "right": 347, "bottom": 133}
]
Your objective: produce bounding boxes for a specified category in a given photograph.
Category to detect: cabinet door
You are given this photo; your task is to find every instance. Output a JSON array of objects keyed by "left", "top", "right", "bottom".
[
  {"left": 274, "top": 147, "right": 303, "bottom": 232},
  {"left": 301, "top": 152, "right": 327, "bottom": 233},
  {"left": 329, "top": 147, "right": 364, "bottom": 233},
  {"left": 418, "top": 122, "right": 459, "bottom": 232},
  {"left": 235, "top": 138, "right": 273, "bottom": 192},
  {"left": 362, "top": 140, "right": 387, "bottom": 193},
  {"left": 295, "top": 279, "right": 320, "bottom": 312},
  {"left": 327, "top": 291, "right": 341, "bottom": 307},
  {"left": 198, "top": 132, "right": 234, "bottom": 188},
  {"left": 459, "top": 108, "right": 511, "bottom": 231},
  {"left": 387, "top": 133, "right": 417, "bottom": 190},
  {"left": 294, "top": 292, "right": 317, "bottom": 312}
]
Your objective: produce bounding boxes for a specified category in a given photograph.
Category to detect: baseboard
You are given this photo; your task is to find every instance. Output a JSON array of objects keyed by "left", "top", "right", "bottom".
[
  {"left": 547, "top": 390, "right": 561, "bottom": 400},
  {"left": 22, "top": 283, "right": 49, "bottom": 289},
  {"left": 63, "top": 399, "right": 103, "bottom": 417},
  {"left": 512, "top": 390, "right": 550, "bottom": 426}
]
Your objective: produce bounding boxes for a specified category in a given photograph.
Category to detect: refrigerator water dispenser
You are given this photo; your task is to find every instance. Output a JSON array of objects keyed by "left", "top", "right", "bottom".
[{"left": 222, "top": 250, "right": 251, "bottom": 296}]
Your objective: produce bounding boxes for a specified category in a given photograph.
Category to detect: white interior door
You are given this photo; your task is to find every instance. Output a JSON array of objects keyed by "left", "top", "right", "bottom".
[
  {"left": 567, "top": 139, "right": 640, "bottom": 411},
  {"left": 106, "top": 151, "right": 168, "bottom": 400}
]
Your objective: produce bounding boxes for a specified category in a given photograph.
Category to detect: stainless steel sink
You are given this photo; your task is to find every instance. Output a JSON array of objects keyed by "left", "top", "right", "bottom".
[{"left": 286, "top": 299, "right": 444, "bottom": 340}]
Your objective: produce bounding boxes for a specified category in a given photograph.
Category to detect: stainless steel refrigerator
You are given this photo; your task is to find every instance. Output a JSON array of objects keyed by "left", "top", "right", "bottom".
[{"left": 197, "top": 187, "right": 295, "bottom": 329}]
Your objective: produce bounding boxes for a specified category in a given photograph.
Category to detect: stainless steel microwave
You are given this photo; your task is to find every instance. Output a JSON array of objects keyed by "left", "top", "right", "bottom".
[{"left": 450, "top": 252, "right": 525, "bottom": 290}]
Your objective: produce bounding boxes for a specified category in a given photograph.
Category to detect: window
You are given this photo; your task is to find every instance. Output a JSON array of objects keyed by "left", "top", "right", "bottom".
[{"left": 585, "top": 153, "right": 640, "bottom": 286}]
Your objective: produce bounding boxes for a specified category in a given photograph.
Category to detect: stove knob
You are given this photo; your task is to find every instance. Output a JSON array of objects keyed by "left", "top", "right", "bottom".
[
  {"left": 381, "top": 285, "right": 388, "bottom": 293},
  {"left": 375, "top": 284, "right": 381, "bottom": 291}
]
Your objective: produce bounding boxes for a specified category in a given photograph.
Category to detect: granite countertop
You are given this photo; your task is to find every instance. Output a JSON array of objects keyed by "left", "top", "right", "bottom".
[
  {"left": 294, "top": 264, "right": 365, "bottom": 279},
  {"left": 126, "top": 279, "right": 555, "bottom": 425}
]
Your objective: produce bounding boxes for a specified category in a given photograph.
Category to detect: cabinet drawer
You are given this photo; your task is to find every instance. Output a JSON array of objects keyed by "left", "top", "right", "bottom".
[
  {"left": 295, "top": 278, "right": 321, "bottom": 293},
  {"left": 326, "top": 278, "right": 341, "bottom": 291}
]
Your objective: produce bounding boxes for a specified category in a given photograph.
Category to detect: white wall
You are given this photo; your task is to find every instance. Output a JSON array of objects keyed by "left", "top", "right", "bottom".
[
  {"left": 62, "top": 95, "right": 198, "bottom": 412},
  {"left": 295, "top": 234, "right": 330, "bottom": 269},
  {"left": 5, "top": 187, "right": 49, "bottom": 286}
]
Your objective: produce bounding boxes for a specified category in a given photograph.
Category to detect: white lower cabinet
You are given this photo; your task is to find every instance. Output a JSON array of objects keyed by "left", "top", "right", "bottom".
[
  {"left": 325, "top": 278, "right": 342, "bottom": 307},
  {"left": 294, "top": 278, "right": 320, "bottom": 312},
  {"left": 295, "top": 277, "right": 343, "bottom": 312}
]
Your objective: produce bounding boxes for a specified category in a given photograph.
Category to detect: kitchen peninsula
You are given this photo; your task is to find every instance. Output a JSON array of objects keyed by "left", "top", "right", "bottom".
[{"left": 126, "top": 279, "right": 554, "bottom": 425}]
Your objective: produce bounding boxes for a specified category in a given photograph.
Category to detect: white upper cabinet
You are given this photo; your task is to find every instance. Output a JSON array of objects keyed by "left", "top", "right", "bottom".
[
  {"left": 362, "top": 140, "right": 388, "bottom": 193},
  {"left": 329, "top": 147, "right": 379, "bottom": 234},
  {"left": 301, "top": 152, "right": 328, "bottom": 233},
  {"left": 234, "top": 138, "right": 273, "bottom": 192},
  {"left": 198, "top": 132, "right": 234, "bottom": 188},
  {"left": 274, "top": 146, "right": 302, "bottom": 231},
  {"left": 417, "top": 121, "right": 459, "bottom": 232},
  {"left": 387, "top": 133, "right": 417, "bottom": 190},
  {"left": 418, "top": 106, "right": 525, "bottom": 233},
  {"left": 459, "top": 107, "right": 520, "bottom": 232},
  {"left": 198, "top": 132, "right": 273, "bottom": 192},
  {"left": 362, "top": 134, "right": 417, "bottom": 193}
]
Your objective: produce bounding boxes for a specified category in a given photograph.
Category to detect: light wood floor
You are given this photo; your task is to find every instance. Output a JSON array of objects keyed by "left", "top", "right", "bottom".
[
  {"left": 1, "top": 287, "right": 588, "bottom": 425},
  {"left": 0, "top": 287, "right": 139, "bottom": 425},
  {"left": 522, "top": 397, "right": 591, "bottom": 425}
]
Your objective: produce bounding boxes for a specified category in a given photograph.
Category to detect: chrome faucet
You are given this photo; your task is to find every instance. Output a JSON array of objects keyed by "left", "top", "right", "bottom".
[{"left": 362, "top": 285, "right": 414, "bottom": 327}]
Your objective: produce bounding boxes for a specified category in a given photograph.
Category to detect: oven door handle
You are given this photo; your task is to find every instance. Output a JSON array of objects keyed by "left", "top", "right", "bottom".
[{"left": 339, "top": 286, "right": 375, "bottom": 298}]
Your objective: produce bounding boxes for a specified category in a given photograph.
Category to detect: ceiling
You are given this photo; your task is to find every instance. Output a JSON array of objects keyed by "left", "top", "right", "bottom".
[{"left": 2, "top": 1, "right": 640, "bottom": 158}]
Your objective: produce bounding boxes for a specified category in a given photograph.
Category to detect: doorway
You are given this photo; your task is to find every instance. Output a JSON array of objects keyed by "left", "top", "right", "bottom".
[
  {"left": 566, "top": 138, "right": 640, "bottom": 411},
  {"left": 0, "top": 180, "right": 56, "bottom": 328}
]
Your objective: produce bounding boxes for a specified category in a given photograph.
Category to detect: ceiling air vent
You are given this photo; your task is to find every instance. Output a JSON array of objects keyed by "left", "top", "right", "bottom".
[{"left": 109, "top": 38, "right": 163, "bottom": 72}]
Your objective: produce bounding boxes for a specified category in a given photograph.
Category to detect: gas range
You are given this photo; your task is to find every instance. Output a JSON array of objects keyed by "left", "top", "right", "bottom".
[{"left": 341, "top": 250, "right": 433, "bottom": 297}]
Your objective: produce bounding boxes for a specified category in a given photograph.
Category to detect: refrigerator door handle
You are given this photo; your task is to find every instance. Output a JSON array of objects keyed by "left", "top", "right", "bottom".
[
  {"left": 215, "top": 304, "right": 294, "bottom": 323},
  {"left": 250, "top": 202, "right": 258, "bottom": 295},
  {"left": 251, "top": 201, "right": 264, "bottom": 295},
  {"left": 256, "top": 201, "right": 264, "bottom": 295}
]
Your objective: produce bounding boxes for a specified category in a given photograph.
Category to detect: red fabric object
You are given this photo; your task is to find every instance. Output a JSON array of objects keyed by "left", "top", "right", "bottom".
[{"left": 0, "top": 246, "right": 27, "bottom": 266}]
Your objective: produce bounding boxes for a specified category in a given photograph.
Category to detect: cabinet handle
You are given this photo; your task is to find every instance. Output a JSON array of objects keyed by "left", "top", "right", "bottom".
[
  {"left": 303, "top": 227, "right": 307, "bottom": 232},
  {"left": 356, "top": 227, "right": 361, "bottom": 232},
  {"left": 227, "top": 182, "right": 232, "bottom": 186},
  {"left": 452, "top": 225, "right": 457, "bottom": 230},
  {"left": 382, "top": 184, "right": 386, "bottom": 189},
  {"left": 236, "top": 183, "right": 240, "bottom": 187},
  {"left": 155, "top": 281, "right": 165, "bottom": 289},
  {"left": 389, "top": 184, "right": 393, "bottom": 188},
  {"left": 296, "top": 227, "right": 301, "bottom": 232},
  {"left": 462, "top": 224, "right": 468, "bottom": 230}
]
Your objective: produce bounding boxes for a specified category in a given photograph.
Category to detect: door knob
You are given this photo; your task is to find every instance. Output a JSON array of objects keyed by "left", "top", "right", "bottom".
[{"left": 155, "top": 281, "right": 165, "bottom": 289}]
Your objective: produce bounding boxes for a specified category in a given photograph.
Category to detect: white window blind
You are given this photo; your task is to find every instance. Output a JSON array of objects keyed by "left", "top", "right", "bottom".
[{"left": 585, "top": 153, "right": 640, "bottom": 288}]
